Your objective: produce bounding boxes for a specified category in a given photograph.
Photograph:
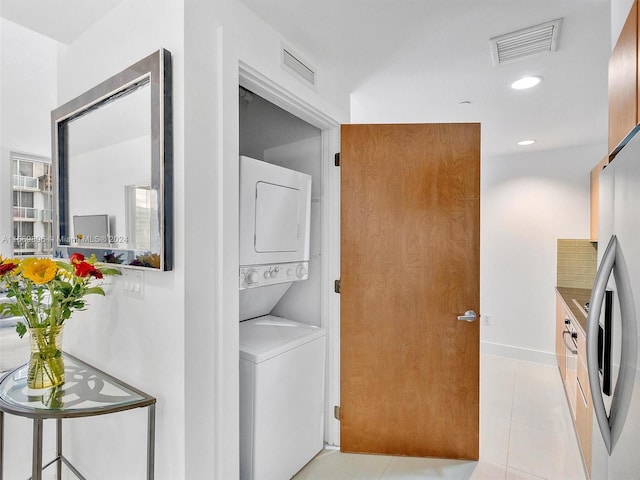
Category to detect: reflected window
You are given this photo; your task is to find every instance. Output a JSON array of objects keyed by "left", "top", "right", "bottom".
[
  {"left": 126, "top": 185, "right": 157, "bottom": 252},
  {"left": 11, "top": 152, "right": 53, "bottom": 256}
]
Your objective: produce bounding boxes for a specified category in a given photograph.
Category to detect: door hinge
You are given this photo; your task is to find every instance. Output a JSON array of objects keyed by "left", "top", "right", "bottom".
[
  {"left": 334, "top": 279, "right": 341, "bottom": 294},
  {"left": 334, "top": 152, "right": 340, "bottom": 167},
  {"left": 334, "top": 405, "right": 341, "bottom": 421}
]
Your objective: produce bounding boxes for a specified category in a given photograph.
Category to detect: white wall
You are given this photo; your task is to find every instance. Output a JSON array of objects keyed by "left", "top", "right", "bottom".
[
  {"left": 480, "top": 143, "right": 606, "bottom": 363},
  {"left": 51, "top": 1, "right": 185, "bottom": 478},
  {"left": 0, "top": 19, "right": 57, "bottom": 155},
  {"left": 183, "top": 0, "right": 348, "bottom": 476}
]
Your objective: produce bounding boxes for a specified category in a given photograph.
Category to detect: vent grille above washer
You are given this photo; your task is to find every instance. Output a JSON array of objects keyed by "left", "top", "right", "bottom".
[
  {"left": 282, "top": 47, "right": 317, "bottom": 88},
  {"left": 490, "top": 18, "right": 563, "bottom": 65}
]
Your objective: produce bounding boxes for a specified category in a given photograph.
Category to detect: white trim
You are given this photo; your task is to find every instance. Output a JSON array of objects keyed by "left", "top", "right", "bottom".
[
  {"left": 239, "top": 62, "right": 335, "bottom": 130},
  {"left": 238, "top": 63, "right": 342, "bottom": 447},
  {"left": 322, "top": 126, "right": 341, "bottom": 447},
  {"left": 480, "top": 340, "right": 557, "bottom": 366}
]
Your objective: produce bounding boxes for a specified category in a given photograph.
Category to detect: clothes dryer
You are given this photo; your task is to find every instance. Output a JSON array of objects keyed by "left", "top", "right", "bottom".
[{"left": 239, "top": 156, "right": 312, "bottom": 320}]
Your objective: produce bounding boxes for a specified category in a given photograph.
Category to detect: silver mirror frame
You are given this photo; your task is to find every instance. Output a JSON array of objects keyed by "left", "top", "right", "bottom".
[{"left": 52, "top": 48, "right": 173, "bottom": 271}]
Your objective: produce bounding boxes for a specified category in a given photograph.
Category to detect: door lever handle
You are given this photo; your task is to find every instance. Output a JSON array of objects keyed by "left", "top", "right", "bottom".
[
  {"left": 562, "top": 331, "right": 578, "bottom": 354},
  {"left": 457, "top": 310, "right": 477, "bottom": 322}
]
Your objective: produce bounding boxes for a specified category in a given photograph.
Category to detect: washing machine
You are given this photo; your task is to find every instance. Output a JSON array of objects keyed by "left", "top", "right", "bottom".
[{"left": 239, "top": 315, "right": 326, "bottom": 480}]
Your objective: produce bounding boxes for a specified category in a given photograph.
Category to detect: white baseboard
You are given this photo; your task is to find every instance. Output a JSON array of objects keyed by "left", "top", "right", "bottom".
[{"left": 481, "top": 341, "right": 556, "bottom": 366}]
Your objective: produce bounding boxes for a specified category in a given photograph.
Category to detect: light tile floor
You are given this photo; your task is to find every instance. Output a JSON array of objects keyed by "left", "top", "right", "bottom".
[{"left": 294, "top": 354, "right": 587, "bottom": 480}]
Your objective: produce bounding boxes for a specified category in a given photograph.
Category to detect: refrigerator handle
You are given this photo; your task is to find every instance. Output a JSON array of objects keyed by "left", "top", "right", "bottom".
[
  {"left": 587, "top": 235, "right": 616, "bottom": 453},
  {"left": 587, "top": 235, "right": 638, "bottom": 455}
]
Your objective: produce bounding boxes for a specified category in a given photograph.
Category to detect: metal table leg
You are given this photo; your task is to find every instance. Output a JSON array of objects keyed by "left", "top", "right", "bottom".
[
  {"left": 56, "top": 418, "right": 62, "bottom": 479},
  {"left": 147, "top": 404, "right": 155, "bottom": 480},
  {"left": 0, "top": 411, "right": 4, "bottom": 480},
  {"left": 32, "top": 419, "right": 43, "bottom": 480}
]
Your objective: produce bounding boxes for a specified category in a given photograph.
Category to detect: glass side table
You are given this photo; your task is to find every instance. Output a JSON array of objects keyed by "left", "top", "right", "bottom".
[{"left": 0, "top": 353, "right": 156, "bottom": 480}]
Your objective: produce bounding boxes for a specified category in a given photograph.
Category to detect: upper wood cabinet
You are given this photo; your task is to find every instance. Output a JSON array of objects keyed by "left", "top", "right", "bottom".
[
  {"left": 590, "top": 156, "right": 609, "bottom": 242},
  {"left": 609, "top": 0, "right": 638, "bottom": 156}
]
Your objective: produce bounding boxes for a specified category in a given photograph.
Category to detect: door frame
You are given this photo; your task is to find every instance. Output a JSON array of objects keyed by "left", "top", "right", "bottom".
[{"left": 238, "top": 62, "right": 343, "bottom": 445}]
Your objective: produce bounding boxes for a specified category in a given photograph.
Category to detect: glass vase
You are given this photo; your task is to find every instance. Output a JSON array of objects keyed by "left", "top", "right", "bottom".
[{"left": 27, "top": 324, "right": 65, "bottom": 389}]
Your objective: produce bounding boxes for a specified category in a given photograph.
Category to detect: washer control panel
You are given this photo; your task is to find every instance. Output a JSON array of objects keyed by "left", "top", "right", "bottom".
[{"left": 239, "top": 262, "right": 309, "bottom": 290}]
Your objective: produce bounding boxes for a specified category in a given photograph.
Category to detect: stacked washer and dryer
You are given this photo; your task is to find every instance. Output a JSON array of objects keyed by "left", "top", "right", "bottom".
[{"left": 238, "top": 155, "right": 326, "bottom": 480}]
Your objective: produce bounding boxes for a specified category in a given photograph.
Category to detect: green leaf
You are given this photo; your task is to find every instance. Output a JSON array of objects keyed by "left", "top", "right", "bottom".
[
  {"left": 0, "top": 302, "right": 21, "bottom": 317},
  {"left": 99, "top": 267, "right": 122, "bottom": 276},
  {"left": 85, "top": 287, "right": 106, "bottom": 296},
  {"left": 16, "top": 321, "right": 26, "bottom": 338},
  {"left": 56, "top": 261, "right": 74, "bottom": 273}
]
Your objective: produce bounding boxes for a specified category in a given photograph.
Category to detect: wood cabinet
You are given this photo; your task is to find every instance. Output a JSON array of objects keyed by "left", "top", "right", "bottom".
[
  {"left": 590, "top": 156, "right": 609, "bottom": 242},
  {"left": 555, "top": 290, "right": 592, "bottom": 478},
  {"left": 556, "top": 293, "right": 567, "bottom": 380},
  {"left": 575, "top": 322, "right": 593, "bottom": 478},
  {"left": 609, "top": 0, "right": 638, "bottom": 157}
]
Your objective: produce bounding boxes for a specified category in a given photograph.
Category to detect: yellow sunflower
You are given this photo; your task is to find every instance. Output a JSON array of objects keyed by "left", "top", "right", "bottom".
[{"left": 20, "top": 258, "right": 59, "bottom": 284}]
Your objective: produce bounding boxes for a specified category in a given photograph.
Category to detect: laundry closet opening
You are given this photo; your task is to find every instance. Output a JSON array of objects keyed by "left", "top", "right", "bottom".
[{"left": 237, "top": 85, "right": 328, "bottom": 480}]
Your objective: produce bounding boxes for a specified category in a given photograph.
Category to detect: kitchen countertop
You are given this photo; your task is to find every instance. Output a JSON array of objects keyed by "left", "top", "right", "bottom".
[{"left": 556, "top": 286, "right": 592, "bottom": 334}]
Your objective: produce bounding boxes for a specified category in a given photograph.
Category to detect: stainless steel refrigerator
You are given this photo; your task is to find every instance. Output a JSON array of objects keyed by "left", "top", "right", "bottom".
[{"left": 588, "top": 130, "right": 640, "bottom": 479}]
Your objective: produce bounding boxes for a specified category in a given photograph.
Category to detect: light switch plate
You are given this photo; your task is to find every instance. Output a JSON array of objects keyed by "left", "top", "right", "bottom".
[{"left": 122, "top": 269, "right": 144, "bottom": 299}]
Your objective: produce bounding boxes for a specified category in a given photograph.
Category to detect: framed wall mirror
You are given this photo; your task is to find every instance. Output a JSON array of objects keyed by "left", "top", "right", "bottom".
[{"left": 52, "top": 49, "right": 173, "bottom": 270}]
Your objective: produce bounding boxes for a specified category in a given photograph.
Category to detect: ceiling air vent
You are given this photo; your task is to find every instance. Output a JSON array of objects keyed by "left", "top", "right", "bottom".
[
  {"left": 281, "top": 47, "right": 317, "bottom": 88},
  {"left": 490, "top": 18, "right": 563, "bottom": 65}
]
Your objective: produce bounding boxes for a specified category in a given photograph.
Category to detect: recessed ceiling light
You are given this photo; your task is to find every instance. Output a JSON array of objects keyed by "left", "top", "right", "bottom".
[
  {"left": 517, "top": 140, "right": 536, "bottom": 146},
  {"left": 511, "top": 76, "right": 543, "bottom": 90}
]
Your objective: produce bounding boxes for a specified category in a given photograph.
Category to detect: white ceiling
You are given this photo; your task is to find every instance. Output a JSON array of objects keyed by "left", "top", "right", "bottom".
[
  {"left": 240, "top": 0, "right": 611, "bottom": 158},
  {"left": 0, "top": 0, "right": 124, "bottom": 44},
  {"left": 1, "top": 0, "right": 611, "bottom": 158}
]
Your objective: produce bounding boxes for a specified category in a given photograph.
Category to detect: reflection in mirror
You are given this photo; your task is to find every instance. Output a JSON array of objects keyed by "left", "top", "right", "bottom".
[
  {"left": 125, "top": 185, "right": 159, "bottom": 251},
  {"left": 52, "top": 49, "right": 172, "bottom": 270},
  {"left": 10, "top": 152, "right": 53, "bottom": 256},
  {"left": 67, "top": 83, "right": 152, "bottom": 251}
]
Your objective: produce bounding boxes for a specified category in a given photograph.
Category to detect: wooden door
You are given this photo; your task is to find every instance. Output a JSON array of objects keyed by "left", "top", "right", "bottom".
[{"left": 340, "top": 123, "right": 480, "bottom": 460}]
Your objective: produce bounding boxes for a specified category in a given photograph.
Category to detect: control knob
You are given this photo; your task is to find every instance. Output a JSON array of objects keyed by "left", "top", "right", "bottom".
[
  {"left": 245, "top": 269, "right": 259, "bottom": 285},
  {"left": 296, "top": 264, "right": 307, "bottom": 278}
]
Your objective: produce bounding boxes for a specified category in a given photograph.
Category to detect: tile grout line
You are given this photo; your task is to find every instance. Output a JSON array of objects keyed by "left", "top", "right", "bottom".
[
  {"left": 377, "top": 455, "right": 394, "bottom": 479},
  {"left": 504, "top": 361, "right": 518, "bottom": 479}
]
